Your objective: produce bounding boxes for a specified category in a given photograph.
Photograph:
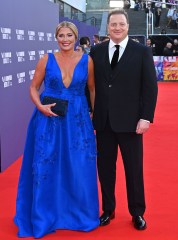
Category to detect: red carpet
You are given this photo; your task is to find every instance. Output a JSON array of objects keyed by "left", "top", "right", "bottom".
[{"left": 1, "top": 82, "right": 178, "bottom": 240}]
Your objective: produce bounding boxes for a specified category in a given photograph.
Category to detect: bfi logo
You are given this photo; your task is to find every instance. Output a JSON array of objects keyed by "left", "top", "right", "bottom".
[
  {"left": 29, "top": 70, "right": 35, "bottom": 80},
  {"left": 28, "top": 51, "right": 36, "bottom": 61},
  {"left": 1, "top": 52, "right": 12, "bottom": 64},
  {"left": 47, "top": 50, "right": 53, "bottom": 53},
  {"left": 1, "top": 27, "right": 11, "bottom": 40},
  {"left": 38, "top": 50, "right": 45, "bottom": 59},
  {"left": 2, "top": 75, "right": 12, "bottom": 88},
  {"left": 28, "top": 31, "right": 35, "bottom": 40},
  {"left": 46, "top": 33, "right": 52, "bottom": 41},
  {"left": 38, "top": 32, "right": 44, "bottom": 41},
  {"left": 17, "top": 72, "right": 25, "bottom": 84},
  {"left": 16, "top": 29, "right": 25, "bottom": 40},
  {"left": 16, "top": 51, "right": 25, "bottom": 62}
]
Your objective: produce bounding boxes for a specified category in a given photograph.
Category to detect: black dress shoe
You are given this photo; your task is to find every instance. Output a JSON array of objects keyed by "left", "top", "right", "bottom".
[
  {"left": 100, "top": 211, "right": 115, "bottom": 226},
  {"left": 132, "top": 216, "right": 147, "bottom": 230}
]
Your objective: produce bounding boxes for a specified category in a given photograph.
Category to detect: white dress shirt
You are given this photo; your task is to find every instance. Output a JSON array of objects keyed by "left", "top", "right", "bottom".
[{"left": 108, "top": 36, "right": 129, "bottom": 63}]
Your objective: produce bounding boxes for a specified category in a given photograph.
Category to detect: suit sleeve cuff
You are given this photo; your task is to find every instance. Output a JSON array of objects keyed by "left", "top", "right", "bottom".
[{"left": 140, "top": 119, "right": 150, "bottom": 123}]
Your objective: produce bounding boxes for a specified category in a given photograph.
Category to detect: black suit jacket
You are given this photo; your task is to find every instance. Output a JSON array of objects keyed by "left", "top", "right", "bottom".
[{"left": 90, "top": 39, "right": 158, "bottom": 132}]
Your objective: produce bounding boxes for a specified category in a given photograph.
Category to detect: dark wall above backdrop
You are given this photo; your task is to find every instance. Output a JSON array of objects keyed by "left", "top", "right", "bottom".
[{"left": 149, "top": 35, "right": 178, "bottom": 56}]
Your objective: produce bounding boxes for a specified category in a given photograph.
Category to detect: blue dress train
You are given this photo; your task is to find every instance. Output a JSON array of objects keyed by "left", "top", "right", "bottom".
[{"left": 14, "top": 53, "right": 99, "bottom": 238}]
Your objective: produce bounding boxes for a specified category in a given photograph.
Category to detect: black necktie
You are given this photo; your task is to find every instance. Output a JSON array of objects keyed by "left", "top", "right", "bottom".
[{"left": 111, "top": 45, "right": 120, "bottom": 69}]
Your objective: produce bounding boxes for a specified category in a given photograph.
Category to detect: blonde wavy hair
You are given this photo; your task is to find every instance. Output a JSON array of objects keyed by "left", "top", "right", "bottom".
[{"left": 55, "top": 21, "right": 78, "bottom": 40}]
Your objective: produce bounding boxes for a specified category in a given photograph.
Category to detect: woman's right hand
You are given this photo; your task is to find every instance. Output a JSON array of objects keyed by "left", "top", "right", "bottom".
[{"left": 38, "top": 103, "right": 58, "bottom": 117}]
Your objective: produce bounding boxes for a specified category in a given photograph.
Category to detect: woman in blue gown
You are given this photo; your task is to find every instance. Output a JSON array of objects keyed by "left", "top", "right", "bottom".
[{"left": 14, "top": 21, "right": 99, "bottom": 238}]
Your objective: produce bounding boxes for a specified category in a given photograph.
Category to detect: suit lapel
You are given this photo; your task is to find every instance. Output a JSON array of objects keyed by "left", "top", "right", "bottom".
[{"left": 102, "top": 42, "right": 111, "bottom": 81}]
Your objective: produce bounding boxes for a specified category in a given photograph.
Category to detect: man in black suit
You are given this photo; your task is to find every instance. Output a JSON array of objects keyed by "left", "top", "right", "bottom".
[{"left": 90, "top": 8, "right": 158, "bottom": 230}]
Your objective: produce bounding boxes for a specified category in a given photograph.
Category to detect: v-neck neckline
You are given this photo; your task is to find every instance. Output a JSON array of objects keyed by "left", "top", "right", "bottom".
[{"left": 52, "top": 53, "right": 84, "bottom": 89}]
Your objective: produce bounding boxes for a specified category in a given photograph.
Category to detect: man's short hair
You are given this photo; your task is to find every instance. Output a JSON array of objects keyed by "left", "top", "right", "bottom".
[{"left": 107, "top": 8, "right": 129, "bottom": 24}]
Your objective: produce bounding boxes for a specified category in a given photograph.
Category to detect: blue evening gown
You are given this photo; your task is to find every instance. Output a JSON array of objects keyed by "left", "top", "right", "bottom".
[{"left": 14, "top": 53, "right": 99, "bottom": 238}]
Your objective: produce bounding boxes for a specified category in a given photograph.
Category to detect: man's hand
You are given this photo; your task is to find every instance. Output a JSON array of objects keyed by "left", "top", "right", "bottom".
[{"left": 136, "top": 119, "right": 150, "bottom": 134}]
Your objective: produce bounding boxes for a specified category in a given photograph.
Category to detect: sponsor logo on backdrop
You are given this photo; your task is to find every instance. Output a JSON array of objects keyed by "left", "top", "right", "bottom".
[
  {"left": 38, "top": 50, "right": 45, "bottom": 59},
  {"left": 29, "top": 70, "right": 35, "bottom": 80},
  {"left": 16, "top": 51, "right": 25, "bottom": 62},
  {"left": 47, "top": 50, "right": 53, "bottom": 53},
  {"left": 16, "top": 29, "right": 25, "bottom": 40},
  {"left": 1, "top": 52, "right": 12, "bottom": 64},
  {"left": 28, "top": 51, "right": 36, "bottom": 61},
  {"left": 54, "top": 49, "right": 59, "bottom": 52},
  {"left": 54, "top": 34, "right": 57, "bottom": 41},
  {"left": 153, "top": 56, "right": 164, "bottom": 81},
  {"left": 2, "top": 75, "right": 12, "bottom": 88},
  {"left": 163, "top": 56, "right": 178, "bottom": 80},
  {"left": 47, "top": 33, "right": 52, "bottom": 41},
  {"left": 1, "top": 27, "right": 11, "bottom": 40},
  {"left": 17, "top": 72, "right": 25, "bottom": 84},
  {"left": 28, "top": 31, "right": 35, "bottom": 40},
  {"left": 38, "top": 32, "right": 44, "bottom": 41}
]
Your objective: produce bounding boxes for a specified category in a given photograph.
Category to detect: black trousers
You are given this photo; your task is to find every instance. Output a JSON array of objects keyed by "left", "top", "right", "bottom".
[{"left": 96, "top": 118, "right": 145, "bottom": 217}]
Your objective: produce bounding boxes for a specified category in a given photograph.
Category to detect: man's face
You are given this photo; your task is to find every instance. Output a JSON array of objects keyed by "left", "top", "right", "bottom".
[
  {"left": 146, "top": 39, "right": 151, "bottom": 45},
  {"left": 167, "top": 43, "right": 172, "bottom": 48},
  {"left": 174, "top": 39, "right": 178, "bottom": 45},
  {"left": 107, "top": 14, "right": 129, "bottom": 44}
]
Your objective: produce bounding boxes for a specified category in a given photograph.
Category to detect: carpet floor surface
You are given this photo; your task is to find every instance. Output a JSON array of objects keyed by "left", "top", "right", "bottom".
[{"left": 0, "top": 82, "right": 178, "bottom": 240}]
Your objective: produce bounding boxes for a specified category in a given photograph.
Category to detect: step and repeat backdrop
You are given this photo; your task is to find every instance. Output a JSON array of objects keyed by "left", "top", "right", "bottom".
[
  {"left": 154, "top": 56, "right": 178, "bottom": 81},
  {"left": 0, "top": 0, "right": 59, "bottom": 172},
  {"left": 0, "top": 0, "right": 98, "bottom": 172}
]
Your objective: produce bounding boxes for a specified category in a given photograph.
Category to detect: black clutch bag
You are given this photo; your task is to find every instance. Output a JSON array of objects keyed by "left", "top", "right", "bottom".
[{"left": 42, "top": 96, "right": 68, "bottom": 116}]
